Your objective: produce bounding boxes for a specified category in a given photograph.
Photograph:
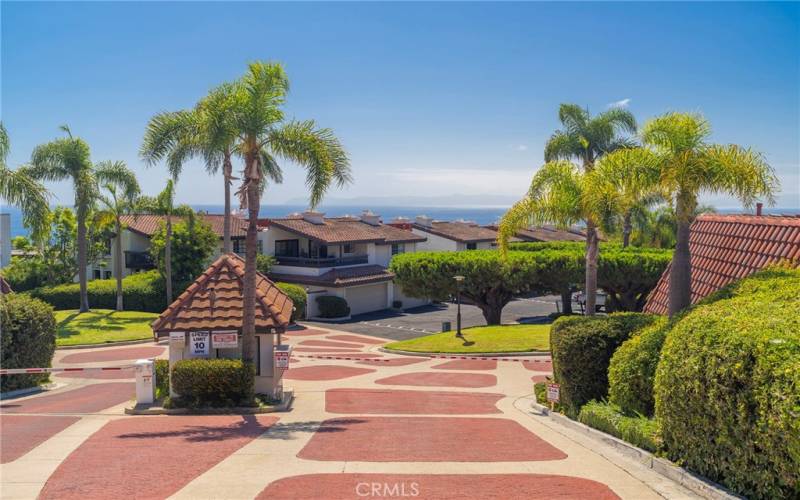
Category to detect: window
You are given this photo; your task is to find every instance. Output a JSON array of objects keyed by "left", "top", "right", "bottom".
[
  {"left": 104, "top": 271, "right": 112, "bottom": 279},
  {"left": 255, "top": 336, "right": 261, "bottom": 376},
  {"left": 309, "top": 240, "right": 328, "bottom": 258},
  {"left": 391, "top": 243, "right": 405, "bottom": 255},
  {"left": 93, "top": 270, "right": 101, "bottom": 279},
  {"left": 343, "top": 243, "right": 355, "bottom": 254},
  {"left": 275, "top": 239, "right": 299, "bottom": 257},
  {"left": 466, "top": 243, "right": 477, "bottom": 250},
  {"left": 232, "top": 239, "right": 242, "bottom": 254}
]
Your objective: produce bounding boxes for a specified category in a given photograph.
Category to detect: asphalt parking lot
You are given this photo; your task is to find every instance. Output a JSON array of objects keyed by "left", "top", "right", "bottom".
[{"left": 302, "top": 295, "right": 561, "bottom": 341}]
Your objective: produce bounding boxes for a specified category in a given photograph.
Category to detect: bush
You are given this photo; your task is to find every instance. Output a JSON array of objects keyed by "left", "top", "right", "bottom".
[
  {"left": 276, "top": 282, "right": 306, "bottom": 322},
  {"left": 28, "top": 270, "right": 166, "bottom": 312},
  {"left": 578, "top": 401, "right": 661, "bottom": 453},
  {"left": 154, "top": 359, "right": 170, "bottom": 399},
  {"left": 0, "top": 294, "right": 57, "bottom": 392},
  {"left": 257, "top": 254, "right": 277, "bottom": 275},
  {"left": 316, "top": 295, "right": 350, "bottom": 318},
  {"left": 1, "top": 257, "right": 50, "bottom": 292},
  {"left": 550, "top": 312, "right": 658, "bottom": 417},
  {"left": 654, "top": 267, "right": 800, "bottom": 499},
  {"left": 608, "top": 318, "right": 669, "bottom": 416},
  {"left": 170, "top": 358, "right": 255, "bottom": 408}
]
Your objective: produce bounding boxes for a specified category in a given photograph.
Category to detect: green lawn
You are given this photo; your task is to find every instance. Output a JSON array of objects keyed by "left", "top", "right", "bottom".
[
  {"left": 384, "top": 323, "right": 551, "bottom": 354},
  {"left": 55, "top": 309, "right": 159, "bottom": 346}
]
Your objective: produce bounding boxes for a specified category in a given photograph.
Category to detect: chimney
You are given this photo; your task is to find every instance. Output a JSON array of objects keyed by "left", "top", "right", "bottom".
[
  {"left": 360, "top": 210, "right": 381, "bottom": 226},
  {"left": 415, "top": 215, "right": 433, "bottom": 228},
  {"left": 756, "top": 203, "right": 763, "bottom": 216},
  {"left": 302, "top": 211, "right": 325, "bottom": 225}
]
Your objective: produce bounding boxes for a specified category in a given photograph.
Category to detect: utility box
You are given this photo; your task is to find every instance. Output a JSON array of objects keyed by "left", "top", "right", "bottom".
[
  {"left": 441, "top": 321, "right": 452, "bottom": 332},
  {"left": 134, "top": 359, "right": 155, "bottom": 405}
]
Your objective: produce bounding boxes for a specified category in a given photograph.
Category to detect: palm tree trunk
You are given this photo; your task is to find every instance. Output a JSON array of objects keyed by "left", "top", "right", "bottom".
[
  {"left": 222, "top": 154, "right": 233, "bottom": 254},
  {"left": 241, "top": 155, "right": 260, "bottom": 364},
  {"left": 165, "top": 217, "right": 173, "bottom": 305},
  {"left": 77, "top": 214, "right": 89, "bottom": 312},
  {"left": 622, "top": 211, "right": 632, "bottom": 248},
  {"left": 584, "top": 219, "right": 599, "bottom": 316},
  {"left": 668, "top": 195, "right": 693, "bottom": 317},
  {"left": 560, "top": 289, "right": 573, "bottom": 315},
  {"left": 115, "top": 219, "right": 124, "bottom": 311}
]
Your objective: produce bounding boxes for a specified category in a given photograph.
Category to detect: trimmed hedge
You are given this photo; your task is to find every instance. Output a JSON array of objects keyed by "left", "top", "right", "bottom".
[
  {"left": 316, "top": 295, "right": 350, "bottom": 318},
  {"left": 578, "top": 401, "right": 661, "bottom": 453},
  {"left": 28, "top": 270, "right": 166, "bottom": 312},
  {"left": 550, "top": 312, "right": 658, "bottom": 417},
  {"left": 607, "top": 317, "right": 669, "bottom": 416},
  {"left": 655, "top": 267, "right": 800, "bottom": 499},
  {"left": 1, "top": 294, "right": 57, "bottom": 392},
  {"left": 170, "top": 358, "right": 255, "bottom": 408},
  {"left": 154, "top": 359, "right": 170, "bottom": 399},
  {"left": 276, "top": 282, "right": 306, "bottom": 322}
]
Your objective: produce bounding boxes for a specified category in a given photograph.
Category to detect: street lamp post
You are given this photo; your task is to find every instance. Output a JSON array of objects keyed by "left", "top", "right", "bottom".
[{"left": 453, "top": 275, "right": 465, "bottom": 338}]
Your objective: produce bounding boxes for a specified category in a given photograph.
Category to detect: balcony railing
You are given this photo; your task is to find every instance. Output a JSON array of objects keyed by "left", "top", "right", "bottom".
[
  {"left": 275, "top": 255, "right": 368, "bottom": 268},
  {"left": 124, "top": 251, "right": 155, "bottom": 270}
]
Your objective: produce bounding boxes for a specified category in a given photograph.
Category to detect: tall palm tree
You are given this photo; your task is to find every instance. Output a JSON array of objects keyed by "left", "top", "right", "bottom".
[
  {"left": 26, "top": 126, "right": 96, "bottom": 312},
  {"left": 641, "top": 112, "right": 777, "bottom": 316},
  {"left": 231, "top": 61, "right": 351, "bottom": 363},
  {"left": 537, "top": 104, "right": 637, "bottom": 314},
  {"left": 141, "top": 84, "right": 282, "bottom": 254},
  {"left": 0, "top": 123, "right": 50, "bottom": 239},
  {"left": 94, "top": 161, "right": 140, "bottom": 311}
]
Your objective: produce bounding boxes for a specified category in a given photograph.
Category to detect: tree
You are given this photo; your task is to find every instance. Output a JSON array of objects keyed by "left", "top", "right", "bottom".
[
  {"left": 630, "top": 203, "right": 716, "bottom": 249},
  {"left": 150, "top": 218, "right": 217, "bottom": 295},
  {"left": 228, "top": 62, "right": 351, "bottom": 364},
  {"left": 26, "top": 126, "right": 97, "bottom": 312},
  {"left": 94, "top": 161, "right": 140, "bottom": 311},
  {"left": 641, "top": 112, "right": 778, "bottom": 316},
  {"left": 141, "top": 84, "right": 282, "bottom": 254},
  {"left": 0, "top": 123, "right": 50, "bottom": 239},
  {"left": 135, "top": 181, "right": 195, "bottom": 305},
  {"left": 540, "top": 104, "right": 637, "bottom": 314}
]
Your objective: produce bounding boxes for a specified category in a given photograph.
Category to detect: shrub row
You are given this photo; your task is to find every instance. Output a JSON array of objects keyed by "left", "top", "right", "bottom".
[
  {"left": 316, "top": 295, "right": 350, "bottom": 318},
  {"left": 154, "top": 359, "right": 170, "bottom": 399},
  {"left": 577, "top": 401, "right": 661, "bottom": 453},
  {"left": 276, "top": 282, "right": 306, "bottom": 322},
  {"left": 28, "top": 270, "right": 166, "bottom": 312},
  {"left": 0, "top": 294, "right": 57, "bottom": 392},
  {"left": 170, "top": 358, "right": 255, "bottom": 408}
]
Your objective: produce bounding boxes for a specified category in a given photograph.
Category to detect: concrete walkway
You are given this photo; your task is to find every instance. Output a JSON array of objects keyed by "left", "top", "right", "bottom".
[{"left": 0, "top": 326, "right": 699, "bottom": 499}]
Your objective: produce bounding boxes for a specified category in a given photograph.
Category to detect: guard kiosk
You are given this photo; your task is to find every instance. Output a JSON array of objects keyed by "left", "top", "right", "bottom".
[{"left": 151, "top": 253, "right": 294, "bottom": 400}]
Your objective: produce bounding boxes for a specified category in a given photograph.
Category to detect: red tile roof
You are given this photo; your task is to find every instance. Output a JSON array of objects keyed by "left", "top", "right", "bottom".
[
  {"left": 120, "top": 214, "right": 247, "bottom": 239},
  {"left": 269, "top": 265, "right": 395, "bottom": 288},
  {"left": 644, "top": 214, "right": 800, "bottom": 315},
  {"left": 151, "top": 253, "right": 293, "bottom": 335},
  {"left": 485, "top": 224, "right": 586, "bottom": 242},
  {"left": 263, "top": 217, "right": 426, "bottom": 245},
  {"left": 412, "top": 221, "right": 500, "bottom": 243}
]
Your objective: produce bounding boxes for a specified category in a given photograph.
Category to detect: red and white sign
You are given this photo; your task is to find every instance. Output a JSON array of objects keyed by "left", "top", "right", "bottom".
[
  {"left": 212, "top": 331, "right": 238, "bottom": 349},
  {"left": 275, "top": 350, "right": 290, "bottom": 370},
  {"left": 546, "top": 383, "right": 560, "bottom": 403}
]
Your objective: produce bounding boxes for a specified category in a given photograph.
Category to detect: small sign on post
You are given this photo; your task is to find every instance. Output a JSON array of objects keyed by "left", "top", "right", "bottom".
[
  {"left": 190, "top": 331, "right": 209, "bottom": 356},
  {"left": 212, "top": 331, "right": 238, "bottom": 349},
  {"left": 546, "top": 382, "right": 560, "bottom": 411},
  {"left": 274, "top": 345, "right": 291, "bottom": 371}
]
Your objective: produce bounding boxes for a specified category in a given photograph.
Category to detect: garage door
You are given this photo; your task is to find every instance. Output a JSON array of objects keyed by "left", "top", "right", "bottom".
[{"left": 345, "top": 283, "right": 388, "bottom": 316}]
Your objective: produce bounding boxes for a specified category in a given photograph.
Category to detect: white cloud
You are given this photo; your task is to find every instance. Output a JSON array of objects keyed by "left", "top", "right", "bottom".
[
  {"left": 608, "top": 98, "right": 631, "bottom": 109},
  {"left": 515, "top": 144, "right": 528, "bottom": 151}
]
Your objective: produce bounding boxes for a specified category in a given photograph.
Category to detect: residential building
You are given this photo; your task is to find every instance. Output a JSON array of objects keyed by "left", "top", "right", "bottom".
[
  {"left": 407, "top": 216, "right": 500, "bottom": 251},
  {"left": 258, "top": 210, "right": 428, "bottom": 317},
  {"left": 644, "top": 212, "right": 800, "bottom": 314},
  {"left": 88, "top": 213, "right": 247, "bottom": 280},
  {"left": 484, "top": 223, "right": 586, "bottom": 242}
]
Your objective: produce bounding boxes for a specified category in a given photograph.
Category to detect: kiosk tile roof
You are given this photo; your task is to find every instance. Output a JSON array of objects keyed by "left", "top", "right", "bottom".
[
  {"left": 269, "top": 265, "right": 395, "bottom": 288},
  {"left": 644, "top": 214, "right": 800, "bottom": 315},
  {"left": 151, "top": 253, "right": 292, "bottom": 335}
]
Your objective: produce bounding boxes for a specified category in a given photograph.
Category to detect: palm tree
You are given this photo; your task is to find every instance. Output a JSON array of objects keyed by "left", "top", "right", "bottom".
[
  {"left": 0, "top": 123, "right": 50, "bottom": 239},
  {"left": 26, "top": 126, "right": 96, "bottom": 312},
  {"left": 536, "top": 104, "right": 637, "bottom": 314},
  {"left": 135, "top": 180, "right": 194, "bottom": 306},
  {"left": 641, "top": 112, "right": 778, "bottom": 316},
  {"left": 94, "top": 161, "right": 140, "bottom": 311},
  {"left": 141, "top": 84, "right": 282, "bottom": 254},
  {"left": 231, "top": 61, "right": 351, "bottom": 363}
]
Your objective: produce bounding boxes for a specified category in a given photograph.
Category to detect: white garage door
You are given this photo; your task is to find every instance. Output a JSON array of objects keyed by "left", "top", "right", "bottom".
[{"left": 345, "top": 283, "right": 388, "bottom": 316}]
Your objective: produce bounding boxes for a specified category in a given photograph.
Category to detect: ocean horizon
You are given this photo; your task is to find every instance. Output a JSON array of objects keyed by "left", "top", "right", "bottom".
[{"left": 2, "top": 204, "right": 799, "bottom": 239}]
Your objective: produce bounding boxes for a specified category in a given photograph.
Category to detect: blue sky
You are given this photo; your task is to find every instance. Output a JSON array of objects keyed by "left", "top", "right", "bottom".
[{"left": 2, "top": 1, "right": 798, "bottom": 209}]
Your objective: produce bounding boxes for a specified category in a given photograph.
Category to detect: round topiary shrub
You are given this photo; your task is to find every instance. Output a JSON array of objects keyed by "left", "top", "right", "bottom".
[
  {"left": 550, "top": 312, "right": 658, "bottom": 417},
  {"left": 316, "top": 295, "right": 350, "bottom": 318},
  {"left": 654, "top": 267, "right": 800, "bottom": 499},
  {"left": 608, "top": 317, "right": 669, "bottom": 416},
  {"left": 0, "top": 293, "right": 57, "bottom": 392}
]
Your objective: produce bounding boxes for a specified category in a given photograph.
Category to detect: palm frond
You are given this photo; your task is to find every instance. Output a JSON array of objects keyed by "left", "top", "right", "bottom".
[
  {"left": 544, "top": 131, "right": 583, "bottom": 162},
  {"left": 95, "top": 160, "right": 140, "bottom": 201},
  {"left": 699, "top": 144, "right": 778, "bottom": 207}
]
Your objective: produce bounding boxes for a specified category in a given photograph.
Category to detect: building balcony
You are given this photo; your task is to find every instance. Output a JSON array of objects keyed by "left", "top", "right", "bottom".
[
  {"left": 274, "top": 254, "right": 368, "bottom": 268},
  {"left": 124, "top": 251, "right": 155, "bottom": 270}
]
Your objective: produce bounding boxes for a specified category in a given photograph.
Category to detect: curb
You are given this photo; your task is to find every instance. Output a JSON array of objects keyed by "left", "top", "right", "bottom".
[
  {"left": 528, "top": 400, "right": 740, "bottom": 500},
  {"left": 378, "top": 347, "right": 551, "bottom": 358},
  {"left": 0, "top": 382, "right": 61, "bottom": 400},
  {"left": 57, "top": 338, "right": 164, "bottom": 350},
  {"left": 124, "top": 389, "right": 294, "bottom": 415}
]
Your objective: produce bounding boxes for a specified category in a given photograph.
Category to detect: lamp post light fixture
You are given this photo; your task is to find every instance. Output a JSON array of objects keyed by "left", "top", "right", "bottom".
[{"left": 453, "top": 275, "right": 465, "bottom": 338}]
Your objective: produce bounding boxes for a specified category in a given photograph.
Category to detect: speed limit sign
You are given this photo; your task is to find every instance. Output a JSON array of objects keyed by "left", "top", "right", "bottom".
[{"left": 190, "top": 331, "right": 209, "bottom": 355}]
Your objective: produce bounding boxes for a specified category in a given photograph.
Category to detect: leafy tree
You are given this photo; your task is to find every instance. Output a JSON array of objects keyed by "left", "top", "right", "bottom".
[
  {"left": 11, "top": 236, "right": 35, "bottom": 252},
  {"left": 94, "top": 161, "right": 140, "bottom": 311},
  {"left": 256, "top": 254, "right": 277, "bottom": 275},
  {"left": 0, "top": 123, "right": 50, "bottom": 240},
  {"left": 641, "top": 112, "right": 778, "bottom": 316},
  {"left": 630, "top": 203, "right": 716, "bottom": 249},
  {"left": 149, "top": 217, "right": 217, "bottom": 299}
]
